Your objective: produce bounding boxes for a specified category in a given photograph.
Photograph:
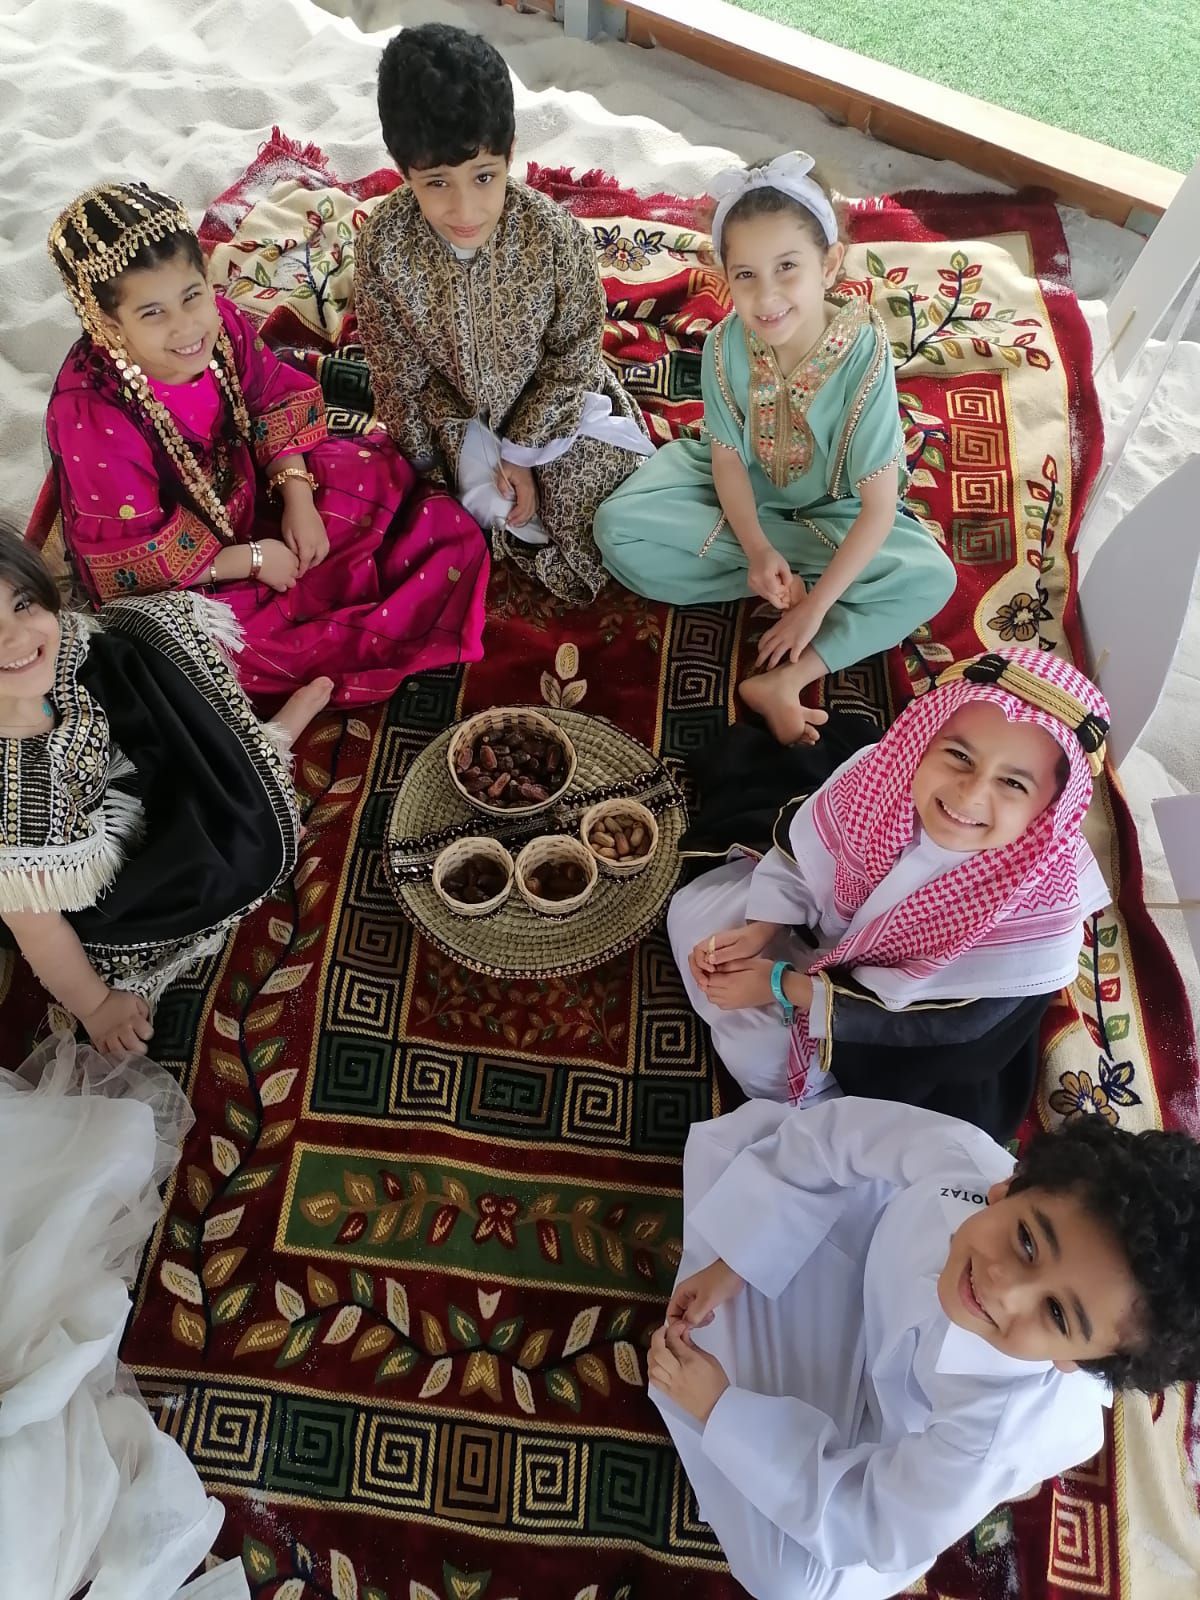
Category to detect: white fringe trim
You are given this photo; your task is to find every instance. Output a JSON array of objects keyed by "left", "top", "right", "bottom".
[
  {"left": 260, "top": 718, "right": 296, "bottom": 772},
  {"left": 188, "top": 591, "right": 246, "bottom": 664}
]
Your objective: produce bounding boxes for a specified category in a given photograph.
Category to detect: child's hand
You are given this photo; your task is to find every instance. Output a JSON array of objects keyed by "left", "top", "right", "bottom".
[
  {"left": 667, "top": 1258, "right": 745, "bottom": 1327},
  {"left": 494, "top": 461, "right": 538, "bottom": 528},
  {"left": 81, "top": 988, "right": 154, "bottom": 1056},
  {"left": 747, "top": 546, "right": 792, "bottom": 610},
  {"left": 281, "top": 502, "right": 330, "bottom": 577},
  {"left": 705, "top": 956, "right": 778, "bottom": 1010},
  {"left": 756, "top": 594, "right": 828, "bottom": 670},
  {"left": 690, "top": 922, "right": 779, "bottom": 981},
  {"left": 649, "top": 1321, "right": 730, "bottom": 1424},
  {"left": 256, "top": 538, "right": 301, "bottom": 593}
]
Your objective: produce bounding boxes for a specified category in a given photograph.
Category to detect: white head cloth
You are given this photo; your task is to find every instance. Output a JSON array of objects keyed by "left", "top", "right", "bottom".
[{"left": 709, "top": 151, "right": 839, "bottom": 258}]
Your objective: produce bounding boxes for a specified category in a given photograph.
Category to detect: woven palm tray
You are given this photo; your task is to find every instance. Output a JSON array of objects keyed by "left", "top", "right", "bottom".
[{"left": 386, "top": 707, "right": 687, "bottom": 978}]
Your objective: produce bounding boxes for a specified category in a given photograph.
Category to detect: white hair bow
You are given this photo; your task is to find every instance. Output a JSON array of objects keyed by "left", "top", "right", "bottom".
[{"left": 708, "top": 151, "right": 838, "bottom": 257}]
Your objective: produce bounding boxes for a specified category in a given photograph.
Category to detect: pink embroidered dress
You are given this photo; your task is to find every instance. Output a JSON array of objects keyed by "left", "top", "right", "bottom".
[{"left": 47, "top": 297, "right": 489, "bottom": 706}]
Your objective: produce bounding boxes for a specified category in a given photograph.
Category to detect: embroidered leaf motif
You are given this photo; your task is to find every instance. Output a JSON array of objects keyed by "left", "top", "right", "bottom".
[
  {"left": 202, "top": 1247, "right": 246, "bottom": 1289},
  {"left": 539, "top": 671, "right": 561, "bottom": 707},
  {"left": 563, "top": 1306, "right": 600, "bottom": 1358},
  {"left": 242, "top": 1537, "right": 277, "bottom": 1582},
  {"left": 488, "top": 1316, "right": 523, "bottom": 1352},
  {"left": 213, "top": 1010, "right": 240, "bottom": 1041},
  {"left": 428, "top": 1204, "right": 458, "bottom": 1245},
  {"left": 260, "top": 1069, "right": 297, "bottom": 1106},
  {"left": 386, "top": 1279, "right": 410, "bottom": 1335},
  {"left": 258, "top": 1118, "right": 296, "bottom": 1151},
  {"left": 246, "top": 1000, "right": 285, "bottom": 1034},
  {"left": 345, "top": 1172, "right": 378, "bottom": 1207},
  {"left": 352, "top": 1324, "right": 394, "bottom": 1362},
  {"left": 276, "top": 1319, "right": 318, "bottom": 1367},
  {"left": 300, "top": 1191, "right": 340, "bottom": 1226},
  {"left": 545, "top": 1367, "right": 582, "bottom": 1411},
  {"left": 346, "top": 718, "right": 372, "bottom": 740},
  {"left": 376, "top": 1345, "right": 418, "bottom": 1382},
  {"left": 329, "top": 775, "right": 363, "bottom": 795},
  {"left": 331, "top": 1549, "right": 358, "bottom": 1600},
  {"left": 512, "top": 1367, "right": 537, "bottom": 1415},
  {"left": 211, "top": 1284, "right": 253, "bottom": 1323},
  {"left": 555, "top": 643, "right": 579, "bottom": 680},
  {"left": 226, "top": 1165, "right": 279, "bottom": 1196},
  {"left": 449, "top": 1305, "right": 480, "bottom": 1346},
  {"left": 203, "top": 1207, "right": 244, "bottom": 1243},
  {"left": 560, "top": 679, "right": 588, "bottom": 709},
  {"left": 325, "top": 1305, "right": 363, "bottom": 1345},
  {"left": 351, "top": 1270, "right": 375, "bottom": 1307},
  {"left": 161, "top": 1262, "right": 203, "bottom": 1305},
  {"left": 575, "top": 1353, "right": 610, "bottom": 1395},
  {"left": 225, "top": 1101, "right": 257, "bottom": 1140},
  {"left": 276, "top": 1281, "right": 306, "bottom": 1322},
  {"left": 518, "top": 1329, "right": 552, "bottom": 1369},
  {"left": 211, "top": 1135, "right": 240, "bottom": 1176},
  {"left": 460, "top": 1350, "right": 501, "bottom": 1401},
  {"left": 260, "top": 963, "right": 312, "bottom": 996},
  {"left": 211, "top": 1052, "right": 249, "bottom": 1087},
  {"left": 249, "top": 1037, "right": 286, "bottom": 1073},
  {"left": 527, "top": 1193, "right": 558, "bottom": 1217},
  {"left": 421, "top": 1311, "right": 447, "bottom": 1356},
  {"left": 308, "top": 1266, "right": 339, "bottom": 1306},
  {"left": 274, "top": 1581, "right": 307, "bottom": 1600},
  {"left": 267, "top": 916, "right": 293, "bottom": 944},
  {"left": 536, "top": 1220, "right": 561, "bottom": 1262},
  {"left": 477, "top": 1288, "right": 501, "bottom": 1322},
  {"left": 419, "top": 1357, "right": 453, "bottom": 1399},
  {"left": 1105, "top": 1013, "right": 1131, "bottom": 1043},
  {"left": 234, "top": 1319, "right": 290, "bottom": 1357},
  {"left": 865, "top": 249, "right": 886, "bottom": 278},
  {"left": 169, "top": 1218, "right": 198, "bottom": 1249},
  {"left": 339, "top": 1211, "right": 367, "bottom": 1243},
  {"left": 614, "top": 1341, "right": 642, "bottom": 1386},
  {"left": 187, "top": 1166, "right": 213, "bottom": 1210},
  {"left": 607, "top": 1306, "right": 635, "bottom": 1339},
  {"left": 172, "top": 1303, "right": 206, "bottom": 1349}
]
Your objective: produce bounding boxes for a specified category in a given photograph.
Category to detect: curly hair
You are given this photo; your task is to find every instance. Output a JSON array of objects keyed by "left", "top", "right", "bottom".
[
  {"left": 376, "top": 23, "right": 515, "bottom": 174},
  {"left": 1009, "top": 1115, "right": 1200, "bottom": 1392}
]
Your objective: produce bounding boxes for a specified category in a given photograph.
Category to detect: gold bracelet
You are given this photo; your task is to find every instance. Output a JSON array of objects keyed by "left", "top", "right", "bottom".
[
  {"left": 269, "top": 465, "right": 318, "bottom": 499},
  {"left": 249, "top": 541, "right": 263, "bottom": 579}
]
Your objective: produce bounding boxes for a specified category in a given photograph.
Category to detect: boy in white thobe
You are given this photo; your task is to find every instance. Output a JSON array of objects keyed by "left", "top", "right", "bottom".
[{"left": 649, "top": 1097, "right": 1200, "bottom": 1600}]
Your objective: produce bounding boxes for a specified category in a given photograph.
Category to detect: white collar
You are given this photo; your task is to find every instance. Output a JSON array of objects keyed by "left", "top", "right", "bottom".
[{"left": 935, "top": 1318, "right": 1113, "bottom": 1405}]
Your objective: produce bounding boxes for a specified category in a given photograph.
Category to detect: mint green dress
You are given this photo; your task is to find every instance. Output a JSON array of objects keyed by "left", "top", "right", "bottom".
[{"left": 593, "top": 298, "right": 956, "bottom": 674}]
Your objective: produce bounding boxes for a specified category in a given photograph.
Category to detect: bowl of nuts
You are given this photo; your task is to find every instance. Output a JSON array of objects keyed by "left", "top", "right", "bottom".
[
  {"left": 432, "top": 837, "right": 515, "bottom": 918},
  {"left": 581, "top": 799, "right": 659, "bottom": 877},
  {"left": 447, "top": 708, "right": 577, "bottom": 817},
  {"left": 514, "top": 834, "right": 598, "bottom": 918}
]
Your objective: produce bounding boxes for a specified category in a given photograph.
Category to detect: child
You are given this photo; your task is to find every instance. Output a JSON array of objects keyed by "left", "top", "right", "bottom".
[
  {"left": 0, "top": 532, "right": 312, "bottom": 1055},
  {"left": 593, "top": 152, "right": 956, "bottom": 745},
  {"left": 355, "top": 23, "right": 653, "bottom": 606},
  {"left": 649, "top": 1095, "right": 1200, "bottom": 1600},
  {"left": 46, "top": 182, "right": 489, "bottom": 707},
  {"left": 669, "top": 648, "right": 1111, "bottom": 1139}
]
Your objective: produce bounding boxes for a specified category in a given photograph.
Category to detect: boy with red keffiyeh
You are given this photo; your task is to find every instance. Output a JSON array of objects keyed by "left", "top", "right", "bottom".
[{"left": 669, "top": 647, "right": 1111, "bottom": 1140}]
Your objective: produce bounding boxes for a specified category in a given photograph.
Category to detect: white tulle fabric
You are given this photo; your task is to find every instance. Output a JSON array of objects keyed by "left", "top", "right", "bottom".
[{"left": 0, "top": 1034, "right": 223, "bottom": 1600}]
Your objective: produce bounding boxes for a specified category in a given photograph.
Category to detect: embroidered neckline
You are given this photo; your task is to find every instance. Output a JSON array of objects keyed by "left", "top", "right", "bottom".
[{"left": 745, "top": 295, "right": 868, "bottom": 488}]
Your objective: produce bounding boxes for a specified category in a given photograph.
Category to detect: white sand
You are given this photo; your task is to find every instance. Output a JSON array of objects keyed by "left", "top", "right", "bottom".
[{"left": 3, "top": 0, "right": 1194, "bottom": 1015}]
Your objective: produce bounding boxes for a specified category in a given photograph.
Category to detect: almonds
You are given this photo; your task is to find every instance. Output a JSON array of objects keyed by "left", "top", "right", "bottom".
[{"left": 587, "top": 810, "right": 654, "bottom": 863}]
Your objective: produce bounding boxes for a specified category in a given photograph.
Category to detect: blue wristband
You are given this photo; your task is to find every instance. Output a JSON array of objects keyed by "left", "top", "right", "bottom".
[{"left": 770, "top": 960, "right": 796, "bottom": 1026}]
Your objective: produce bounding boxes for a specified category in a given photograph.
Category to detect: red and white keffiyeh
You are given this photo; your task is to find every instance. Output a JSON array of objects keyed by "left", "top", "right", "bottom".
[{"left": 787, "top": 648, "right": 1111, "bottom": 1100}]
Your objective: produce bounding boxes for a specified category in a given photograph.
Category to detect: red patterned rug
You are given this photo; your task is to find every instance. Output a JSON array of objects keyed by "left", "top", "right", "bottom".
[{"left": 13, "top": 133, "right": 1197, "bottom": 1600}]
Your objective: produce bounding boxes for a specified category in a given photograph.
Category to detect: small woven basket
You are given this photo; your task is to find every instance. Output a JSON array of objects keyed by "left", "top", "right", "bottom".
[
  {"left": 446, "top": 707, "right": 577, "bottom": 818},
  {"left": 432, "top": 837, "right": 514, "bottom": 919},
  {"left": 514, "top": 834, "right": 598, "bottom": 918},
  {"left": 580, "top": 798, "right": 659, "bottom": 878}
]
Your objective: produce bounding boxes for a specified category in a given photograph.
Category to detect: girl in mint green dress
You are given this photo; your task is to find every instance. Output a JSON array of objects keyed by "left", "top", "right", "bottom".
[{"left": 594, "top": 153, "right": 956, "bottom": 744}]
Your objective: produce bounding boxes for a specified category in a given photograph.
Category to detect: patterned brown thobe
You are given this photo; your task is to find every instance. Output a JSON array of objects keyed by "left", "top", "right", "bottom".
[{"left": 355, "top": 179, "right": 649, "bottom": 605}]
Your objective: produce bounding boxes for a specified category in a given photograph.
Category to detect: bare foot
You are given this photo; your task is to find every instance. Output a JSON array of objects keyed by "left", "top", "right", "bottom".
[
  {"left": 275, "top": 676, "right": 334, "bottom": 748},
  {"left": 739, "top": 670, "right": 830, "bottom": 746}
]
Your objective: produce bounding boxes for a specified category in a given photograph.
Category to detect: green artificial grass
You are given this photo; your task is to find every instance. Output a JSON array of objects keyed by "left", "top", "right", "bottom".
[{"left": 723, "top": 0, "right": 1200, "bottom": 173}]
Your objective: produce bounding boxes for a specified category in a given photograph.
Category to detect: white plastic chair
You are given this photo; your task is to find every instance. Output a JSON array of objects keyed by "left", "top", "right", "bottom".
[{"left": 1077, "top": 453, "right": 1200, "bottom": 768}]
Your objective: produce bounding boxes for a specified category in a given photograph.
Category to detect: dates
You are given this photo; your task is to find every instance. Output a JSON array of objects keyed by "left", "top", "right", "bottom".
[
  {"left": 442, "top": 854, "right": 507, "bottom": 906},
  {"left": 525, "top": 861, "right": 589, "bottom": 902},
  {"left": 457, "top": 727, "right": 566, "bottom": 809}
]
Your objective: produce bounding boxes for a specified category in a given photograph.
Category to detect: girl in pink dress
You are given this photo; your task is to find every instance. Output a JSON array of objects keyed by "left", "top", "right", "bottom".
[{"left": 46, "top": 182, "right": 489, "bottom": 708}]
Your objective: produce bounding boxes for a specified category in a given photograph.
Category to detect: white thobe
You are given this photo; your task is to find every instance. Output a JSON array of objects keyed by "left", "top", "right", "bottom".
[{"left": 653, "top": 1097, "right": 1107, "bottom": 1600}]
